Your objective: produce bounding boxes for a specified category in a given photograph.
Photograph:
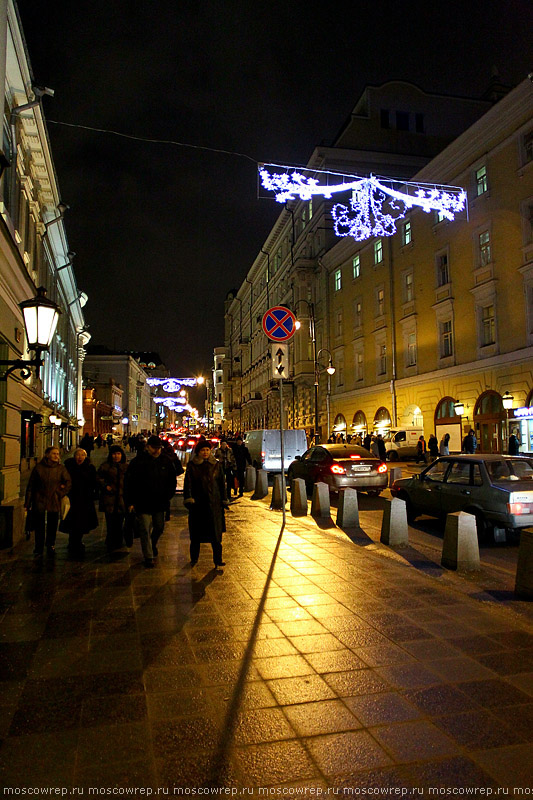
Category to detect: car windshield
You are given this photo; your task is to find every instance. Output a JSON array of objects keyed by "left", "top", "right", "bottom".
[
  {"left": 326, "top": 445, "right": 374, "bottom": 460},
  {"left": 486, "top": 458, "right": 533, "bottom": 482}
]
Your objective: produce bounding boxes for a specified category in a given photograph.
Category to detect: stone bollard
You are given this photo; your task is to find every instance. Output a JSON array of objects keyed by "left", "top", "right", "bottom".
[
  {"left": 441, "top": 512, "right": 480, "bottom": 571},
  {"left": 311, "top": 482, "right": 332, "bottom": 520},
  {"left": 290, "top": 478, "right": 308, "bottom": 517},
  {"left": 251, "top": 469, "right": 268, "bottom": 500},
  {"left": 515, "top": 529, "right": 533, "bottom": 598},
  {"left": 244, "top": 465, "right": 256, "bottom": 493},
  {"left": 271, "top": 474, "right": 287, "bottom": 510},
  {"left": 389, "top": 466, "right": 402, "bottom": 489},
  {"left": 380, "top": 498, "right": 409, "bottom": 547},
  {"left": 337, "top": 488, "right": 359, "bottom": 529}
]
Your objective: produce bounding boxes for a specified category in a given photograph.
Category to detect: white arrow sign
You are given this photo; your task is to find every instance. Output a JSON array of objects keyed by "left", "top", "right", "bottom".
[{"left": 272, "top": 343, "right": 288, "bottom": 380}]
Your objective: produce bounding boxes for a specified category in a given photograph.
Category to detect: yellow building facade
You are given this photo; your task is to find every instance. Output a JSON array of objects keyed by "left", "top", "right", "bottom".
[
  {"left": 224, "top": 79, "right": 532, "bottom": 452},
  {"left": 323, "top": 78, "right": 533, "bottom": 453}
]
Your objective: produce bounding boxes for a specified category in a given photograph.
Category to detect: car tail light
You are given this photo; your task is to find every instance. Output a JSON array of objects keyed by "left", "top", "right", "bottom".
[
  {"left": 349, "top": 454, "right": 361, "bottom": 459},
  {"left": 178, "top": 439, "right": 185, "bottom": 446},
  {"left": 331, "top": 464, "right": 346, "bottom": 475},
  {"left": 377, "top": 463, "right": 388, "bottom": 474},
  {"left": 187, "top": 439, "right": 195, "bottom": 447},
  {"left": 508, "top": 502, "right": 531, "bottom": 515}
]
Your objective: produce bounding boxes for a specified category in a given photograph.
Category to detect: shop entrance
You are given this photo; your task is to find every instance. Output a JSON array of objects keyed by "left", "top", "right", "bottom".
[{"left": 474, "top": 391, "right": 505, "bottom": 454}]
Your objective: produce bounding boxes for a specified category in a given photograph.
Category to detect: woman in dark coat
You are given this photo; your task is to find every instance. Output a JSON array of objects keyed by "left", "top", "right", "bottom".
[
  {"left": 183, "top": 440, "right": 228, "bottom": 567},
  {"left": 25, "top": 446, "right": 71, "bottom": 557},
  {"left": 62, "top": 448, "right": 98, "bottom": 556},
  {"left": 97, "top": 445, "right": 129, "bottom": 552}
]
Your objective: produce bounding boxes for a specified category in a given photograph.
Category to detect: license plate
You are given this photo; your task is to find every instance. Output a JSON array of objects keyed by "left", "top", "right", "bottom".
[{"left": 351, "top": 465, "right": 371, "bottom": 472}]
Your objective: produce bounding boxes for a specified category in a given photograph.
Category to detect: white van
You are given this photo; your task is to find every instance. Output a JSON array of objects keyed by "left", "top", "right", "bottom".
[
  {"left": 385, "top": 428, "right": 424, "bottom": 461},
  {"left": 244, "top": 429, "right": 308, "bottom": 473}
]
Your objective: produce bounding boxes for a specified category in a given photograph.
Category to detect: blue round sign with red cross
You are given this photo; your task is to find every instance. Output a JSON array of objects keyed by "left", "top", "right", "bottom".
[{"left": 262, "top": 306, "right": 297, "bottom": 342}]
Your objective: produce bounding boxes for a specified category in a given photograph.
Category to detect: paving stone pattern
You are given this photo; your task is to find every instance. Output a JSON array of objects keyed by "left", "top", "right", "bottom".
[{"left": 1, "top": 492, "right": 533, "bottom": 792}]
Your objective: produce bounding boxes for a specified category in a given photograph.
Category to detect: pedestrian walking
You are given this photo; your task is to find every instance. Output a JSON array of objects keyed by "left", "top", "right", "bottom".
[
  {"left": 415, "top": 435, "right": 427, "bottom": 464},
  {"left": 439, "top": 432, "right": 450, "bottom": 456},
  {"left": 184, "top": 439, "right": 228, "bottom": 568},
  {"left": 62, "top": 448, "right": 98, "bottom": 557},
  {"left": 124, "top": 435, "right": 177, "bottom": 567},
  {"left": 106, "top": 433, "right": 113, "bottom": 449},
  {"left": 80, "top": 432, "right": 95, "bottom": 458},
  {"left": 24, "top": 446, "right": 71, "bottom": 557},
  {"left": 462, "top": 429, "right": 476, "bottom": 454},
  {"left": 363, "top": 433, "right": 372, "bottom": 452},
  {"left": 376, "top": 434, "right": 387, "bottom": 461},
  {"left": 215, "top": 440, "right": 237, "bottom": 498},
  {"left": 428, "top": 434, "right": 439, "bottom": 460},
  {"left": 97, "top": 445, "right": 129, "bottom": 552},
  {"left": 231, "top": 436, "right": 251, "bottom": 496},
  {"left": 95, "top": 434, "right": 104, "bottom": 449},
  {"left": 508, "top": 433, "right": 520, "bottom": 456}
]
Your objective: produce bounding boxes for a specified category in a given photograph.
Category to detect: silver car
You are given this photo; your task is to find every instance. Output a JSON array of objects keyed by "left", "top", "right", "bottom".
[{"left": 391, "top": 454, "right": 533, "bottom": 540}]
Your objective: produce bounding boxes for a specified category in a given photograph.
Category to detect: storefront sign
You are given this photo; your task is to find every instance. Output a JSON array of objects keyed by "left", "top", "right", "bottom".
[{"left": 515, "top": 407, "right": 533, "bottom": 419}]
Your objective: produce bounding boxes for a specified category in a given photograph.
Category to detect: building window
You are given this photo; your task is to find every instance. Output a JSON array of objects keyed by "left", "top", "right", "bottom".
[
  {"left": 374, "top": 239, "right": 383, "bottom": 265},
  {"left": 396, "top": 111, "right": 409, "bottom": 131},
  {"left": 334, "top": 268, "right": 342, "bottom": 291},
  {"left": 275, "top": 250, "right": 282, "bottom": 273},
  {"left": 337, "top": 362, "right": 344, "bottom": 387},
  {"left": 475, "top": 165, "right": 488, "bottom": 196},
  {"left": 481, "top": 304, "right": 495, "bottom": 346},
  {"left": 376, "top": 287, "right": 385, "bottom": 317},
  {"left": 352, "top": 254, "right": 360, "bottom": 279},
  {"left": 401, "top": 219, "right": 412, "bottom": 246},
  {"left": 404, "top": 271, "right": 414, "bottom": 303},
  {"left": 407, "top": 332, "right": 417, "bottom": 366},
  {"left": 355, "top": 351, "right": 363, "bottom": 381},
  {"left": 479, "top": 230, "right": 492, "bottom": 266},
  {"left": 440, "top": 320, "right": 453, "bottom": 358},
  {"left": 379, "top": 344, "right": 387, "bottom": 375},
  {"left": 415, "top": 113, "right": 424, "bottom": 133},
  {"left": 436, "top": 252, "right": 450, "bottom": 287},
  {"left": 380, "top": 109, "right": 390, "bottom": 129},
  {"left": 523, "top": 131, "right": 533, "bottom": 164},
  {"left": 354, "top": 299, "right": 362, "bottom": 329},
  {"left": 335, "top": 310, "right": 343, "bottom": 337}
]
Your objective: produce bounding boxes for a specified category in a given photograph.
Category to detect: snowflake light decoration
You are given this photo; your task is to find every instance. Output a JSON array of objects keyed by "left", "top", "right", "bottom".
[
  {"left": 146, "top": 377, "right": 198, "bottom": 390},
  {"left": 259, "top": 165, "right": 467, "bottom": 242}
]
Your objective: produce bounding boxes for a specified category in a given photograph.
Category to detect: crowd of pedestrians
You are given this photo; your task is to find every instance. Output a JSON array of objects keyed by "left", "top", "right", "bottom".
[{"left": 23, "top": 431, "right": 248, "bottom": 570}]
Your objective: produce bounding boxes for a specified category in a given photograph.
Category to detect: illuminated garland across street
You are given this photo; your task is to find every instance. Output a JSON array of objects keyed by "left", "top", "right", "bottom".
[
  {"left": 146, "top": 377, "right": 197, "bottom": 391},
  {"left": 259, "top": 165, "right": 467, "bottom": 242},
  {"left": 153, "top": 397, "right": 192, "bottom": 411}
]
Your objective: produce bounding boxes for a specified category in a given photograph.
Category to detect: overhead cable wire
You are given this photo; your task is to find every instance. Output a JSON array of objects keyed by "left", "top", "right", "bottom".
[{"left": 45, "top": 119, "right": 259, "bottom": 164}]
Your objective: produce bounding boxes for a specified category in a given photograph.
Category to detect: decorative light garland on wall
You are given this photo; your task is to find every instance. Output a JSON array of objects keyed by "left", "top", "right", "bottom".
[{"left": 259, "top": 164, "right": 467, "bottom": 242}]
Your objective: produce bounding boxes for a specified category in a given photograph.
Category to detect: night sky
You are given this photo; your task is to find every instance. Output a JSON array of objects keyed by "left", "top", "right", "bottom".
[{"left": 17, "top": 0, "right": 533, "bottom": 376}]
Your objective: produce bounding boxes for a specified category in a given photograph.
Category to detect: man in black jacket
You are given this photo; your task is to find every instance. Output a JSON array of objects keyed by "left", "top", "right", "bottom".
[
  {"left": 125, "top": 435, "right": 177, "bottom": 567},
  {"left": 231, "top": 436, "right": 252, "bottom": 497}
]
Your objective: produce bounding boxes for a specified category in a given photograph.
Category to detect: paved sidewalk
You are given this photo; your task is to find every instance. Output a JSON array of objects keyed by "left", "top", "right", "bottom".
[{"left": 1, "top": 492, "right": 533, "bottom": 793}]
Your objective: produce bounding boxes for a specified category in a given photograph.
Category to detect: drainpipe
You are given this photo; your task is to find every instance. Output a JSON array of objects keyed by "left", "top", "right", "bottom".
[{"left": 388, "top": 238, "right": 398, "bottom": 427}]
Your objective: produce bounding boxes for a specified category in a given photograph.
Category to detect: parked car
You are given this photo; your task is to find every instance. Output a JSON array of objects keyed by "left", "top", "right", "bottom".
[
  {"left": 385, "top": 428, "right": 424, "bottom": 461},
  {"left": 287, "top": 444, "right": 388, "bottom": 495},
  {"left": 244, "top": 429, "right": 308, "bottom": 473},
  {"left": 391, "top": 454, "right": 533, "bottom": 541}
]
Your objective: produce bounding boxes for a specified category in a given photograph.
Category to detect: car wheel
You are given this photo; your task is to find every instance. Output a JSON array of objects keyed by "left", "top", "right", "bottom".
[
  {"left": 400, "top": 493, "right": 417, "bottom": 523},
  {"left": 388, "top": 451, "right": 399, "bottom": 462},
  {"left": 468, "top": 509, "right": 492, "bottom": 542}
]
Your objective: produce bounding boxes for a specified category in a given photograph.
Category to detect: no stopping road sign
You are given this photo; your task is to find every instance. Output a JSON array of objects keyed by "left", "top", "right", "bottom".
[{"left": 262, "top": 306, "right": 296, "bottom": 342}]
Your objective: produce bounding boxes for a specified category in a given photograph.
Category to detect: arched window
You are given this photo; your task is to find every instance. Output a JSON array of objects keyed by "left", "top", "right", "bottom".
[
  {"left": 352, "top": 410, "right": 367, "bottom": 431},
  {"left": 334, "top": 413, "right": 346, "bottom": 431},
  {"left": 435, "top": 396, "right": 458, "bottom": 424},
  {"left": 474, "top": 391, "right": 504, "bottom": 417},
  {"left": 374, "top": 407, "right": 391, "bottom": 426}
]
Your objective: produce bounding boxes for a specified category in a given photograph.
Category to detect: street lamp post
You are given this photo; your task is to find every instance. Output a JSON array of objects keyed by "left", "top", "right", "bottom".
[
  {"left": 0, "top": 287, "right": 61, "bottom": 381},
  {"left": 293, "top": 299, "right": 319, "bottom": 443},
  {"left": 317, "top": 348, "right": 335, "bottom": 440}
]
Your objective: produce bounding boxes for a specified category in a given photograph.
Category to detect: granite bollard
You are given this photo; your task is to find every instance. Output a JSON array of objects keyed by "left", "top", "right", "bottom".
[
  {"left": 290, "top": 478, "right": 308, "bottom": 517},
  {"left": 380, "top": 497, "right": 409, "bottom": 547},
  {"left": 337, "top": 488, "right": 359, "bottom": 528},
  {"left": 271, "top": 474, "right": 286, "bottom": 510},
  {"left": 251, "top": 469, "right": 268, "bottom": 500},
  {"left": 515, "top": 528, "right": 533, "bottom": 598},
  {"left": 441, "top": 511, "right": 480, "bottom": 571},
  {"left": 244, "top": 465, "right": 256, "bottom": 492}
]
